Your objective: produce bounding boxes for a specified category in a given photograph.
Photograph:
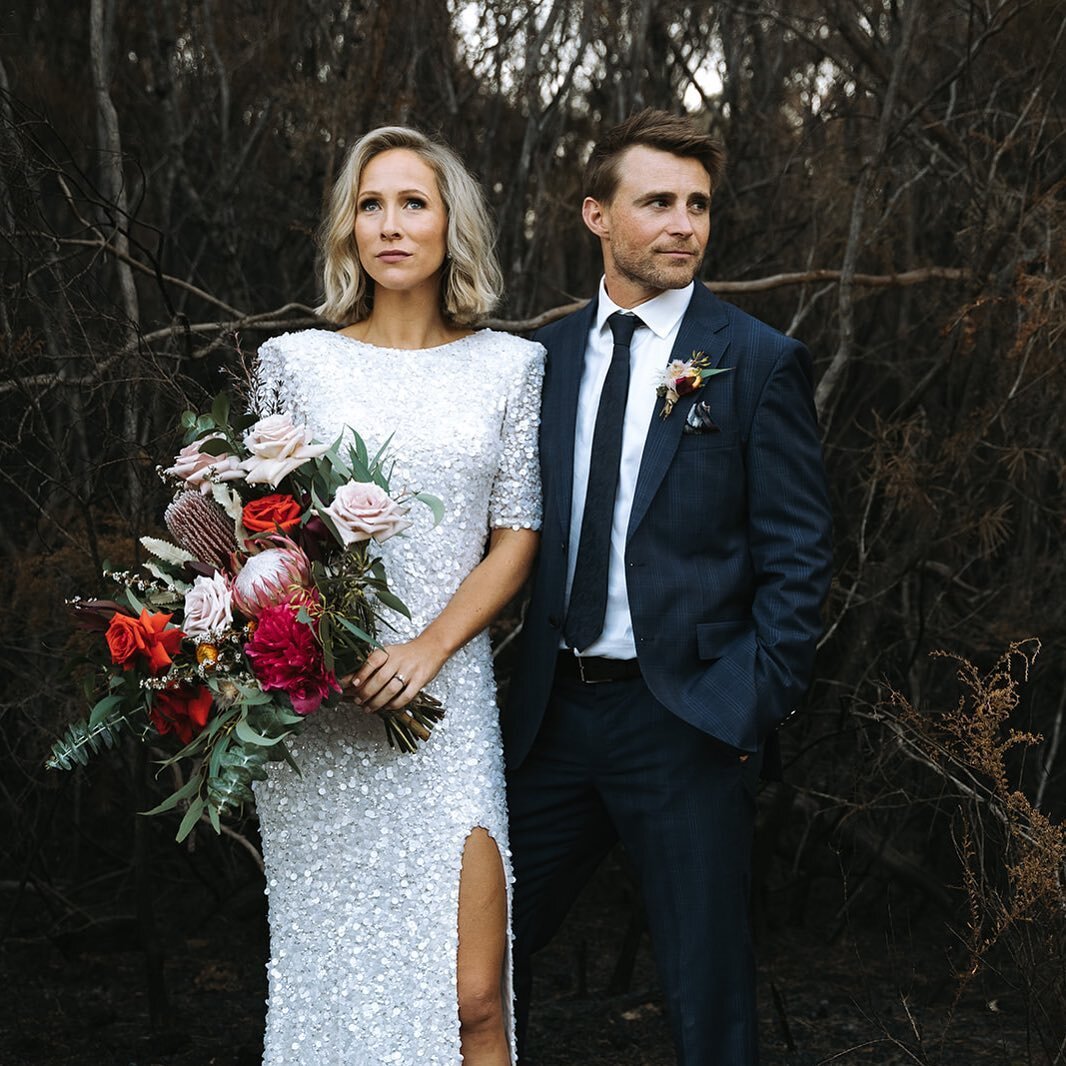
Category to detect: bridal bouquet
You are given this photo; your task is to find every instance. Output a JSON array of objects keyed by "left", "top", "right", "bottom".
[{"left": 46, "top": 393, "right": 444, "bottom": 841}]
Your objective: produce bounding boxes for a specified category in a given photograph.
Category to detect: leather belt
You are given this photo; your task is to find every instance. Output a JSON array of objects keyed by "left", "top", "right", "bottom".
[{"left": 556, "top": 652, "right": 642, "bottom": 684}]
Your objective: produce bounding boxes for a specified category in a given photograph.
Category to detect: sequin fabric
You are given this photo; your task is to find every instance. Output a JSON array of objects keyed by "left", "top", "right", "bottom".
[{"left": 249, "top": 328, "right": 544, "bottom": 1065}]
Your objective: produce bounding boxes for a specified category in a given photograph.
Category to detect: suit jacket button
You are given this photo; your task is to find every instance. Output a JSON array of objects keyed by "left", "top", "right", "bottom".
[{"left": 548, "top": 615, "right": 560, "bottom": 629}]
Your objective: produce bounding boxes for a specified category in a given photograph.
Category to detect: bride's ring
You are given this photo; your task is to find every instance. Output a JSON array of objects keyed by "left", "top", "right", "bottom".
[{"left": 394, "top": 674, "right": 407, "bottom": 686}]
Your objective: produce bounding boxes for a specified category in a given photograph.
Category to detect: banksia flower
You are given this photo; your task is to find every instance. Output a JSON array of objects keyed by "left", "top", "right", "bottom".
[
  {"left": 231, "top": 539, "right": 314, "bottom": 618},
  {"left": 165, "top": 491, "right": 238, "bottom": 575}
]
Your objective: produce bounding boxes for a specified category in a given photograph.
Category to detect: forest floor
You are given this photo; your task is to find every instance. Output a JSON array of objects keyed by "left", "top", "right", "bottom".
[{"left": 0, "top": 838, "right": 1036, "bottom": 1066}]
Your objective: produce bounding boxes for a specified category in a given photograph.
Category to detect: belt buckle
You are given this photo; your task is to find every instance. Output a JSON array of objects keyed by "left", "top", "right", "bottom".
[{"left": 576, "top": 656, "right": 608, "bottom": 684}]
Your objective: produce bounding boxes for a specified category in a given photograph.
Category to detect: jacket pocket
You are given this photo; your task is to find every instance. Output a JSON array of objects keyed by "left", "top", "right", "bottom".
[
  {"left": 677, "top": 428, "right": 739, "bottom": 450},
  {"left": 696, "top": 618, "right": 751, "bottom": 660}
]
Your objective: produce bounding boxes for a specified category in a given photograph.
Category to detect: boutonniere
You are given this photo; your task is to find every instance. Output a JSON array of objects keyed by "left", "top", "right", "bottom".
[{"left": 655, "top": 352, "right": 731, "bottom": 419}]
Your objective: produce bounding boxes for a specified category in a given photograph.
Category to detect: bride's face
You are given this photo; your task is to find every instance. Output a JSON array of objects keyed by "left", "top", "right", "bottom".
[{"left": 354, "top": 149, "right": 449, "bottom": 298}]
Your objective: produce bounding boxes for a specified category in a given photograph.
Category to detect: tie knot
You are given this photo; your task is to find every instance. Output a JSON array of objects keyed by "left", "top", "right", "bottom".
[{"left": 607, "top": 311, "right": 641, "bottom": 348}]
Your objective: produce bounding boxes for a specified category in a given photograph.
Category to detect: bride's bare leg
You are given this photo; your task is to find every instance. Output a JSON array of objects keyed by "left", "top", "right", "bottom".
[{"left": 457, "top": 827, "right": 510, "bottom": 1065}]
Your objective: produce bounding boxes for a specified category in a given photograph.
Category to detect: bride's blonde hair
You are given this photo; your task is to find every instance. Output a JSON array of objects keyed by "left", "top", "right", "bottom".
[{"left": 317, "top": 127, "right": 502, "bottom": 326}]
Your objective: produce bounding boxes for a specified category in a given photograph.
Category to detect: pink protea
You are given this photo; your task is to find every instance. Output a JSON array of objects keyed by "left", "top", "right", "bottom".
[
  {"left": 231, "top": 539, "right": 314, "bottom": 618},
  {"left": 244, "top": 603, "right": 340, "bottom": 714}
]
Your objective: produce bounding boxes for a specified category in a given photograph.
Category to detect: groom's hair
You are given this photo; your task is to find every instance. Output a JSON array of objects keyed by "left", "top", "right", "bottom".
[{"left": 584, "top": 108, "right": 726, "bottom": 204}]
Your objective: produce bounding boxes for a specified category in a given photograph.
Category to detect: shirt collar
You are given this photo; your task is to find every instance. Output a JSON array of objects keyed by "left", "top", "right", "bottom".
[{"left": 594, "top": 278, "right": 695, "bottom": 341}]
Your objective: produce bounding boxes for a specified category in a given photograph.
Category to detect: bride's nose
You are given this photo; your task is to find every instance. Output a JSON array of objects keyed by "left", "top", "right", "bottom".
[{"left": 380, "top": 204, "right": 402, "bottom": 240}]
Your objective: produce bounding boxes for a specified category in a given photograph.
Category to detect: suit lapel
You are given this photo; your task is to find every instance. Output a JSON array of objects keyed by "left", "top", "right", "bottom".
[
  {"left": 544, "top": 297, "right": 598, "bottom": 537},
  {"left": 627, "top": 286, "right": 731, "bottom": 538}
]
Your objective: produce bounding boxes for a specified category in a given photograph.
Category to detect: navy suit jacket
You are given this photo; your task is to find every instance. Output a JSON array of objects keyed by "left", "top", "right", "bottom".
[{"left": 504, "top": 283, "right": 833, "bottom": 769}]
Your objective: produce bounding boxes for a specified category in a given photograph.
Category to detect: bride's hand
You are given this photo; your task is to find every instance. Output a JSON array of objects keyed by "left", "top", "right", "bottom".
[{"left": 342, "top": 637, "right": 447, "bottom": 715}]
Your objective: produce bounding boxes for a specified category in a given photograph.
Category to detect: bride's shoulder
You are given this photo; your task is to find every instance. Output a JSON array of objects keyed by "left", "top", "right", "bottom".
[
  {"left": 257, "top": 327, "right": 339, "bottom": 358},
  {"left": 471, "top": 329, "right": 545, "bottom": 365}
]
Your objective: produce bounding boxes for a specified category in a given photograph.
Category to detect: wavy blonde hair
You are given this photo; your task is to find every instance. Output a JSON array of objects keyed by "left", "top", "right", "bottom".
[{"left": 317, "top": 127, "right": 502, "bottom": 326}]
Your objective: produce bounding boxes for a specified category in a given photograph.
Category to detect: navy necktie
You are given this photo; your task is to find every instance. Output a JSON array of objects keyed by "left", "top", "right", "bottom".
[{"left": 564, "top": 311, "right": 642, "bottom": 653}]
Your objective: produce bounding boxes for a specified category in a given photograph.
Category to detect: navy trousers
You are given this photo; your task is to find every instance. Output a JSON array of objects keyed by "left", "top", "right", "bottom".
[{"left": 507, "top": 673, "right": 759, "bottom": 1065}]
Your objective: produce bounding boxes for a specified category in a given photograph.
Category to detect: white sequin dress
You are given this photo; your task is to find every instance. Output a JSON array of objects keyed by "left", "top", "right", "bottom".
[{"left": 249, "top": 328, "right": 544, "bottom": 1065}]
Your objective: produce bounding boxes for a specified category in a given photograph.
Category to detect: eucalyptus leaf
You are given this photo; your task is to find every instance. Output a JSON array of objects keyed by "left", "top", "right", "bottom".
[
  {"left": 210, "top": 392, "right": 231, "bottom": 427},
  {"left": 335, "top": 615, "right": 378, "bottom": 645},
  {"left": 374, "top": 587, "right": 411, "bottom": 619},
  {"left": 125, "top": 589, "right": 147, "bottom": 615},
  {"left": 232, "top": 411, "right": 257, "bottom": 433},
  {"left": 141, "top": 773, "right": 199, "bottom": 816},
  {"left": 88, "top": 693, "right": 127, "bottom": 729},
  {"left": 414, "top": 492, "right": 445, "bottom": 527},
  {"left": 197, "top": 435, "right": 232, "bottom": 457},
  {"left": 208, "top": 731, "right": 231, "bottom": 779},
  {"left": 235, "top": 718, "right": 286, "bottom": 747},
  {"left": 176, "top": 795, "right": 205, "bottom": 842}
]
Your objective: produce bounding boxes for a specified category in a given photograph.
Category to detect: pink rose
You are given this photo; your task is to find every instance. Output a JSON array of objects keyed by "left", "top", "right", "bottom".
[
  {"left": 240, "top": 414, "right": 329, "bottom": 487},
  {"left": 244, "top": 604, "right": 340, "bottom": 715},
  {"left": 165, "top": 436, "right": 244, "bottom": 494},
  {"left": 324, "top": 481, "right": 412, "bottom": 546},
  {"left": 182, "top": 572, "right": 234, "bottom": 637}
]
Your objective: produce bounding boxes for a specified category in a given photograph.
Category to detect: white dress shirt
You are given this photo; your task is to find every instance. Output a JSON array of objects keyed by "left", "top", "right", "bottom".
[{"left": 563, "top": 279, "right": 695, "bottom": 659}]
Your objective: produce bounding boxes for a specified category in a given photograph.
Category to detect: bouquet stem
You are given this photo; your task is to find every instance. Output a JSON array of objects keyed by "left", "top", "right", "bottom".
[{"left": 380, "top": 691, "right": 445, "bottom": 753}]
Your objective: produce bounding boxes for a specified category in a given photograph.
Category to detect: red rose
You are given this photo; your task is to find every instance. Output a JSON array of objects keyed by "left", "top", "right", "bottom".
[
  {"left": 242, "top": 494, "right": 303, "bottom": 534},
  {"left": 105, "top": 612, "right": 149, "bottom": 667},
  {"left": 150, "top": 685, "right": 213, "bottom": 744},
  {"left": 105, "top": 609, "right": 184, "bottom": 675}
]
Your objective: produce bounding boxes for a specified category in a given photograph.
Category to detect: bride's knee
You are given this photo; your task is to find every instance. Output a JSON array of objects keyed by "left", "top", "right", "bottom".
[{"left": 457, "top": 975, "right": 505, "bottom": 1035}]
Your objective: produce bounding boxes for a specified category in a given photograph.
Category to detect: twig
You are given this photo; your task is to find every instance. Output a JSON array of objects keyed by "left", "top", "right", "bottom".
[
  {"left": 198, "top": 814, "right": 265, "bottom": 874},
  {"left": 485, "top": 269, "right": 972, "bottom": 333}
]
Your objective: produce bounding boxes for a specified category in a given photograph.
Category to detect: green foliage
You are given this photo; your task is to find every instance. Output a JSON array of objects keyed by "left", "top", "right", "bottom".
[
  {"left": 45, "top": 705, "right": 140, "bottom": 771},
  {"left": 180, "top": 392, "right": 256, "bottom": 450}
]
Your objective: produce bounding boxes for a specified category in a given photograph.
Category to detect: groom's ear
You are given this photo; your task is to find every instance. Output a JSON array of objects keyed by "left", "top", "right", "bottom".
[{"left": 582, "top": 196, "right": 609, "bottom": 239}]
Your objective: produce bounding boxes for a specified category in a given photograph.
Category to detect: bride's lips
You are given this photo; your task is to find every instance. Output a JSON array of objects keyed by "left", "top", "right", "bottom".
[{"left": 376, "top": 250, "right": 412, "bottom": 261}]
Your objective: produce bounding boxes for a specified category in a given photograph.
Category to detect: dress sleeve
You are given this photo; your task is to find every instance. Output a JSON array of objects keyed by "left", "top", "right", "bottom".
[
  {"left": 488, "top": 345, "right": 545, "bottom": 531},
  {"left": 249, "top": 337, "right": 285, "bottom": 416}
]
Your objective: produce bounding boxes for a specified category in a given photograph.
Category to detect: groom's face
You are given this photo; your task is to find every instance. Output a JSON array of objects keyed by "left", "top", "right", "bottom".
[{"left": 583, "top": 145, "right": 712, "bottom": 308}]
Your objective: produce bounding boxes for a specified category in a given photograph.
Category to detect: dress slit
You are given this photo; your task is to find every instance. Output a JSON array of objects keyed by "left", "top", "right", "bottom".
[{"left": 454, "top": 825, "right": 515, "bottom": 1062}]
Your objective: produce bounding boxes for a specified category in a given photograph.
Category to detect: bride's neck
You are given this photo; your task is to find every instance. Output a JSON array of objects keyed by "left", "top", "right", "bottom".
[{"left": 346, "top": 288, "right": 466, "bottom": 350}]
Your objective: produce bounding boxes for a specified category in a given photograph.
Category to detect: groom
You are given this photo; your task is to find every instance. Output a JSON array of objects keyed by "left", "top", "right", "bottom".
[{"left": 505, "top": 109, "right": 833, "bottom": 1064}]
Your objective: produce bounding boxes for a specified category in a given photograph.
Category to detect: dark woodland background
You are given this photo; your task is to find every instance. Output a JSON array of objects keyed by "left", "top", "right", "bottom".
[{"left": 1, "top": 1, "right": 1064, "bottom": 1063}]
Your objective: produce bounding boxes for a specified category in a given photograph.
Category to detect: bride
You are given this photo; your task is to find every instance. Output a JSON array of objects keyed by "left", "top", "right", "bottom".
[{"left": 250, "top": 126, "right": 543, "bottom": 1064}]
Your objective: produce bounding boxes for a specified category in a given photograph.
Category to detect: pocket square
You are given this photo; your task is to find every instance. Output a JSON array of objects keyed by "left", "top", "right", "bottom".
[{"left": 683, "top": 400, "right": 719, "bottom": 434}]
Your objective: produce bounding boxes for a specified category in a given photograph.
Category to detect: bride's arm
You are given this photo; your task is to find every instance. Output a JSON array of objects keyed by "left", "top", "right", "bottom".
[{"left": 344, "top": 526, "right": 540, "bottom": 713}]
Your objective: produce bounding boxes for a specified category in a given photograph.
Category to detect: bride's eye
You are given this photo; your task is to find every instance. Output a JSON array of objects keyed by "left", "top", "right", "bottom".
[
  {"left": 359, "top": 198, "right": 380, "bottom": 212},
  {"left": 405, "top": 197, "right": 427, "bottom": 210}
]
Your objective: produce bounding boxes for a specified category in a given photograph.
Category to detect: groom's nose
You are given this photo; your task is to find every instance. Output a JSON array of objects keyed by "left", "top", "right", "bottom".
[{"left": 665, "top": 205, "right": 694, "bottom": 236}]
